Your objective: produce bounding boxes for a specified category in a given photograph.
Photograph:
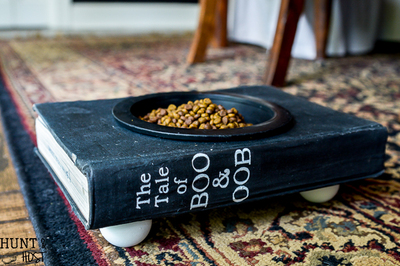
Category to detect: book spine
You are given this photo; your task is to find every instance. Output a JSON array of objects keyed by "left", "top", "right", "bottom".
[
  {"left": 90, "top": 146, "right": 255, "bottom": 229},
  {"left": 88, "top": 127, "right": 387, "bottom": 229}
]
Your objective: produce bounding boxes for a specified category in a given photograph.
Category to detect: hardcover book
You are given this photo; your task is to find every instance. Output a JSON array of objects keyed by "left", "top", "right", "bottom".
[{"left": 34, "top": 86, "right": 387, "bottom": 229}]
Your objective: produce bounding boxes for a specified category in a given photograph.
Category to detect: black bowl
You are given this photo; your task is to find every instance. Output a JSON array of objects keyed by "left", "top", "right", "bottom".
[{"left": 112, "top": 91, "right": 294, "bottom": 141}]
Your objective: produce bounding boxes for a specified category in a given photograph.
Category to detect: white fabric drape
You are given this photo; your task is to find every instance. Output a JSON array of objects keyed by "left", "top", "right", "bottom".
[{"left": 228, "top": 0, "right": 381, "bottom": 59}]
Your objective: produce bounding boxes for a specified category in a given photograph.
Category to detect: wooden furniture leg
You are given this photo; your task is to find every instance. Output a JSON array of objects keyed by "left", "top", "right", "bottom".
[
  {"left": 211, "top": 0, "right": 228, "bottom": 48},
  {"left": 314, "top": 0, "right": 332, "bottom": 59},
  {"left": 264, "top": 0, "right": 305, "bottom": 87},
  {"left": 187, "top": 0, "right": 218, "bottom": 64},
  {"left": 189, "top": 0, "right": 331, "bottom": 86}
]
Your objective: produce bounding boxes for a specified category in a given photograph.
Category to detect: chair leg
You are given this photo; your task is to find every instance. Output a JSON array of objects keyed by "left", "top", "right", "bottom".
[
  {"left": 314, "top": 0, "right": 332, "bottom": 59},
  {"left": 264, "top": 0, "right": 305, "bottom": 87},
  {"left": 211, "top": 0, "right": 228, "bottom": 48},
  {"left": 187, "top": 0, "right": 218, "bottom": 64}
]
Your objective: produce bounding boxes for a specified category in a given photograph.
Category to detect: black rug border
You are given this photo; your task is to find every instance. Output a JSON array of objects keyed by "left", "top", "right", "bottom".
[{"left": 0, "top": 75, "right": 99, "bottom": 265}]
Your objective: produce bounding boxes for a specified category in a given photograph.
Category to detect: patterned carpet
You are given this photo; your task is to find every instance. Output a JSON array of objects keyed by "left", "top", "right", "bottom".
[{"left": 0, "top": 34, "right": 400, "bottom": 265}]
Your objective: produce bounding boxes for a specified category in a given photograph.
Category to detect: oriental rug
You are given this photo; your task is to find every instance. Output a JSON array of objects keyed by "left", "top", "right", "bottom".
[{"left": 0, "top": 34, "right": 400, "bottom": 266}]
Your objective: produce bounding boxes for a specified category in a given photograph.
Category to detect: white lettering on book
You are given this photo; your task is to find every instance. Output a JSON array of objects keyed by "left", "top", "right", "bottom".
[
  {"left": 136, "top": 148, "right": 252, "bottom": 211},
  {"left": 190, "top": 193, "right": 209, "bottom": 209},
  {"left": 136, "top": 168, "right": 172, "bottom": 209},
  {"left": 174, "top": 177, "right": 187, "bottom": 194},
  {"left": 232, "top": 149, "right": 251, "bottom": 202},
  {"left": 234, "top": 148, "right": 251, "bottom": 166},
  {"left": 154, "top": 195, "right": 169, "bottom": 207},
  {"left": 154, "top": 167, "right": 170, "bottom": 207},
  {"left": 136, "top": 173, "right": 151, "bottom": 209},
  {"left": 190, "top": 153, "right": 210, "bottom": 209},
  {"left": 213, "top": 169, "right": 230, "bottom": 188}
]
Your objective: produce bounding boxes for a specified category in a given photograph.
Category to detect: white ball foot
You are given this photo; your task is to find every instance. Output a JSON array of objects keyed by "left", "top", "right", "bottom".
[
  {"left": 300, "top": 184, "right": 340, "bottom": 203},
  {"left": 100, "top": 220, "right": 152, "bottom": 247}
]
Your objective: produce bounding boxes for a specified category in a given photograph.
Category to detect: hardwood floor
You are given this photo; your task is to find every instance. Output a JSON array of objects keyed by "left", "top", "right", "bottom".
[{"left": 0, "top": 117, "right": 44, "bottom": 266}]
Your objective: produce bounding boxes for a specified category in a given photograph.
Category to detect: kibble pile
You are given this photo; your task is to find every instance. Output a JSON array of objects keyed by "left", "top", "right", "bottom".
[{"left": 140, "top": 98, "right": 253, "bottom": 129}]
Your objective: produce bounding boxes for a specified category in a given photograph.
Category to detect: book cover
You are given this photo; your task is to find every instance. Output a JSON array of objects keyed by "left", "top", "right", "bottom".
[{"left": 34, "top": 86, "right": 387, "bottom": 229}]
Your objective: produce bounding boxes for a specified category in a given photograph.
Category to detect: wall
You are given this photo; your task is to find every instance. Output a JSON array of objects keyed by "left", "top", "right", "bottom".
[
  {"left": 1, "top": 0, "right": 399, "bottom": 41},
  {"left": 379, "top": 0, "right": 400, "bottom": 41},
  {"left": 0, "top": 0, "right": 48, "bottom": 29},
  {"left": 0, "top": 0, "right": 199, "bottom": 34}
]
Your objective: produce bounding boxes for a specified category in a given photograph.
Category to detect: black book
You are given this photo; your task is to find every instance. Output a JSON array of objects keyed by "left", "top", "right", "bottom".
[{"left": 34, "top": 86, "right": 387, "bottom": 229}]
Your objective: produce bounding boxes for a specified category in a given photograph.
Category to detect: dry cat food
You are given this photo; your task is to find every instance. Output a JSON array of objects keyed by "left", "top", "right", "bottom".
[{"left": 140, "top": 98, "right": 253, "bottom": 129}]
